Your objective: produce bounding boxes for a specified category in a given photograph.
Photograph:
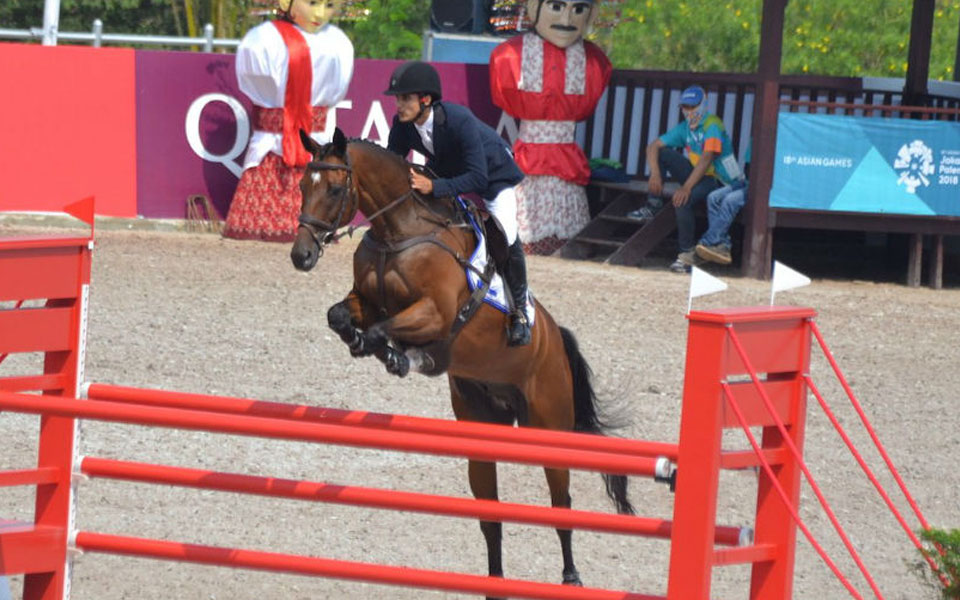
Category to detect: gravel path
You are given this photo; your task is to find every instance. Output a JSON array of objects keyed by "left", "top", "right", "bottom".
[{"left": 1, "top": 227, "right": 958, "bottom": 600}]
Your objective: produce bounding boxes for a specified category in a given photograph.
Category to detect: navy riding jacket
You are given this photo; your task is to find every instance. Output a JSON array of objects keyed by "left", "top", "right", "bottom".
[{"left": 386, "top": 101, "right": 524, "bottom": 200}]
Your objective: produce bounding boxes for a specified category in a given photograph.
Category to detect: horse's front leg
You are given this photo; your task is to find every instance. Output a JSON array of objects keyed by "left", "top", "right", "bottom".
[
  {"left": 361, "top": 297, "right": 447, "bottom": 377},
  {"left": 327, "top": 291, "right": 377, "bottom": 357}
]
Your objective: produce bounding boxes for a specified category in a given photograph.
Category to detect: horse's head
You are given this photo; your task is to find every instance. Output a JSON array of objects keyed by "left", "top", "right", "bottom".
[{"left": 290, "top": 127, "right": 358, "bottom": 272}]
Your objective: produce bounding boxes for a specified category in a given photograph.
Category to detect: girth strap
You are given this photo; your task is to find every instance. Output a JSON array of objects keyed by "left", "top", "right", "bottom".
[{"left": 361, "top": 229, "right": 492, "bottom": 338}]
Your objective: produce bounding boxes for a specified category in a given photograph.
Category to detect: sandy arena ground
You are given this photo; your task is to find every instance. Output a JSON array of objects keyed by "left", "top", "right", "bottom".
[{"left": 1, "top": 226, "right": 958, "bottom": 599}]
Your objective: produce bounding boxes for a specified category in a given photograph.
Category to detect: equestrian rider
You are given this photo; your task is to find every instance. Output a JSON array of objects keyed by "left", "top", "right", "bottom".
[{"left": 383, "top": 61, "right": 532, "bottom": 347}]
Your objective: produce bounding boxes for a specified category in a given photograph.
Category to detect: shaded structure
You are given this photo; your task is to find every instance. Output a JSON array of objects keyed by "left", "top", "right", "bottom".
[{"left": 566, "top": 0, "right": 960, "bottom": 287}]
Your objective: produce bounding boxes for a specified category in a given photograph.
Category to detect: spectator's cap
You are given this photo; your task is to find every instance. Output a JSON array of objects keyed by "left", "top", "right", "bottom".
[{"left": 679, "top": 85, "right": 705, "bottom": 107}]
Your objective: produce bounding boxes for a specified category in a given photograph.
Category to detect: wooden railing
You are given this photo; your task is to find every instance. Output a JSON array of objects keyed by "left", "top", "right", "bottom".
[{"left": 579, "top": 70, "right": 960, "bottom": 178}]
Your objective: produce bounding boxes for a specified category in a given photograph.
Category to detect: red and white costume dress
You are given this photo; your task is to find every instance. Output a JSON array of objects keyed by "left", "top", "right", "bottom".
[
  {"left": 223, "top": 19, "right": 354, "bottom": 242},
  {"left": 490, "top": 32, "right": 611, "bottom": 254}
]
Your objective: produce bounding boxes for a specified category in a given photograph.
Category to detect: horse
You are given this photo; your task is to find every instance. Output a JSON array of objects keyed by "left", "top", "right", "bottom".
[{"left": 290, "top": 127, "right": 633, "bottom": 595}]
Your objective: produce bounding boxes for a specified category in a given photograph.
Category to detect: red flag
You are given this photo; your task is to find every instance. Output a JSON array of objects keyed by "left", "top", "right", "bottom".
[{"left": 64, "top": 196, "right": 95, "bottom": 227}]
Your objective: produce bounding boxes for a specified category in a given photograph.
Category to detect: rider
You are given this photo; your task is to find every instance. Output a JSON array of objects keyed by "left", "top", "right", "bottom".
[{"left": 383, "top": 61, "right": 532, "bottom": 347}]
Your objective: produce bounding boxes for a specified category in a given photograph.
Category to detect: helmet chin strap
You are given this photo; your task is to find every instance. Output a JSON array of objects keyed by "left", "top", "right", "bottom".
[{"left": 414, "top": 97, "right": 431, "bottom": 123}]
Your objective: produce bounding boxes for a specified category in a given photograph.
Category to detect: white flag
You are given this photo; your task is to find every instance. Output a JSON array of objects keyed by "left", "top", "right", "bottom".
[
  {"left": 688, "top": 266, "right": 728, "bottom": 312},
  {"left": 770, "top": 261, "right": 811, "bottom": 305}
]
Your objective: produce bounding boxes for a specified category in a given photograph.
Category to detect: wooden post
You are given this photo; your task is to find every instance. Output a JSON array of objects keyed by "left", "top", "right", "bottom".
[
  {"left": 742, "top": 0, "right": 787, "bottom": 280},
  {"left": 904, "top": 0, "right": 935, "bottom": 106}
]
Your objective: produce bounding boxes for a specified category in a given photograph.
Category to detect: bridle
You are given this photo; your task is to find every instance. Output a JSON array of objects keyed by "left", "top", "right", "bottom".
[
  {"left": 297, "top": 148, "right": 461, "bottom": 256},
  {"left": 297, "top": 152, "right": 359, "bottom": 256}
]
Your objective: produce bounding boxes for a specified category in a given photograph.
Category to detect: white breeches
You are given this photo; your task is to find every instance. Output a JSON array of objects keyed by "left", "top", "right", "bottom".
[{"left": 485, "top": 186, "right": 519, "bottom": 245}]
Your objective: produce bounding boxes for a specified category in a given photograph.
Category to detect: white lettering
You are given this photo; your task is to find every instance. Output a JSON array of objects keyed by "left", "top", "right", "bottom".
[
  {"left": 361, "top": 100, "right": 391, "bottom": 147},
  {"left": 783, "top": 154, "right": 853, "bottom": 168},
  {"left": 185, "top": 93, "right": 249, "bottom": 178}
]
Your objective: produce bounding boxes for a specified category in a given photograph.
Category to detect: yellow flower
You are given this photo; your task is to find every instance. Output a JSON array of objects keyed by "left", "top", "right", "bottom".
[
  {"left": 803, "top": 64, "right": 809, "bottom": 72},
  {"left": 742, "top": 21, "right": 750, "bottom": 29}
]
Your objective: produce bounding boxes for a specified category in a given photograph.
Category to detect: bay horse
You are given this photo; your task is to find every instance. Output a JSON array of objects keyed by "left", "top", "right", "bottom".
[{"left": 290, "top": 128, "right": 633, "bottom": 594}]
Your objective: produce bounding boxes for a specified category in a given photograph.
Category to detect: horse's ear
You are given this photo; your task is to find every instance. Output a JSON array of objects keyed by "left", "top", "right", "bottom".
[
  {"left": 332, "top": 127, "right": 347, "bottom": 155},
  {"left": 299, "top": 129, "right": 320, "bottom": 156}
]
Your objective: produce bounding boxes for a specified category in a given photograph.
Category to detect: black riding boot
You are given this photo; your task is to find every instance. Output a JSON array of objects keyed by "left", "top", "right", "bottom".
[{"left": 503, "top": 240, "right": 531, "bottom": 346}]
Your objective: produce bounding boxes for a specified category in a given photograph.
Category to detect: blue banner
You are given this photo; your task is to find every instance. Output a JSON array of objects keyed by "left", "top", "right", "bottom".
[{"left": 771, "top": 112, "right": 960, "bottom": 216}]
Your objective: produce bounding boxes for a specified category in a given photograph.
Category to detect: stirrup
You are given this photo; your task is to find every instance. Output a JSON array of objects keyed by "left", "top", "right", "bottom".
[{"left": 507, "top": 311, "right": 531, "bottom": 347}]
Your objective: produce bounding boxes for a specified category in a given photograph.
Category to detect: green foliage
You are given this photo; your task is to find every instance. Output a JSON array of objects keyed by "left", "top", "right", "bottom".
[
  {"left": 606, "top": 1, "right": 762, "bottom": 72},
  {"left": 339, "top": 0, "right": 429, "bottom": 60},
  {"left": 605, "top": 0, "right": 959, "bottom": 80},
  {"left": 1, "top": 0, "right": 956, "bottom": 75},
  {"left": 912, "top": 527, "right": 960, "bottom": 598}
]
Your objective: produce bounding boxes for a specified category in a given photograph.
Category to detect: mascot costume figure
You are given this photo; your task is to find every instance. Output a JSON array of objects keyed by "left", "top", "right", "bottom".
[
  {"left": 223, "top": 0, "right": 354, "bottom": 242},
  {"left": 489, "top": 0, "right": 611, "bottom": 255}
]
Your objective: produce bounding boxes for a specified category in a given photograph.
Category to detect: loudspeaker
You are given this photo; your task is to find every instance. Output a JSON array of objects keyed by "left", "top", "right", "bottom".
[{"left": 430, "top": 0, "right": 489, "bottom": 35}]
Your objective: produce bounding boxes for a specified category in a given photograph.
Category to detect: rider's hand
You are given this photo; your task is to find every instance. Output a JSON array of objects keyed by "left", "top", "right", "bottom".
[{"left": 409, "top": 168, "right": 434, "bottom": 194}]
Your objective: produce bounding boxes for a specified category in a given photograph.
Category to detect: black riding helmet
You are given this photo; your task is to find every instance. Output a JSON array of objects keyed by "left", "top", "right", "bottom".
[{"left": 384, "top": 61, "right": 442, "bottom": 101}]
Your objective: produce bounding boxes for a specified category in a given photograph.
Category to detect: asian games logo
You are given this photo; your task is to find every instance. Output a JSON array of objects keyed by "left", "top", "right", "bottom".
[{"left": 893, "top": 139, "right": 935, "bottom": 194}]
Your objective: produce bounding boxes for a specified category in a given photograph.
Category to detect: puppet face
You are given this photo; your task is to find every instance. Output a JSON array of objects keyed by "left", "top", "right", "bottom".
[
  {"left": 526, "top": 0, "right": 595, "bottom": 48},
  {"left": 282, "top": 0, "right": 344, "bottom": 33}
]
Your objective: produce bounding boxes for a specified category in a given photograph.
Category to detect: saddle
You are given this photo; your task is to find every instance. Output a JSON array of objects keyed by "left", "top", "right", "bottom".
[{"left": 409, "top": 164, "right": 511, "bottom": 279}]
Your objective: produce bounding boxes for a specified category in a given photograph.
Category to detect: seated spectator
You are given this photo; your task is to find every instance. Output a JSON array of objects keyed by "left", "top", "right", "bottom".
[
  {"left": 695, "top": 179, "right": 747, "bottom": 265},
  {"left": 628, "top": 85, "right": 744, "bottom": 273}
]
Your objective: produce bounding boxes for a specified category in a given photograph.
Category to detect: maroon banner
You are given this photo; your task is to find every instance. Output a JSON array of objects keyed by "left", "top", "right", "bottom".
[{"left": 136, "top": 52, "right": 505, "bottom": 219}]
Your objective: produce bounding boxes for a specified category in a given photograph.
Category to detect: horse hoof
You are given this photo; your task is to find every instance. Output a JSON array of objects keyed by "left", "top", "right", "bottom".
[
  {"left": 386, "top": 352, "right": 410, "bottom": 377},
  {"left": 562, "top": 572, "right": 583, "bottom": 586}
]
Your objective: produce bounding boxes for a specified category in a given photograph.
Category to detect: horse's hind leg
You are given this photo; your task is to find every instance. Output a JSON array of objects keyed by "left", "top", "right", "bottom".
[
  {"left": 470, "top": 460, "right": 504, "bottom": 582},
  {"left": 450, "top": 377, "right": 509, "bottom": 600},
  {"left": 544, "top": 467, "right": 582, "bottom": 586}
]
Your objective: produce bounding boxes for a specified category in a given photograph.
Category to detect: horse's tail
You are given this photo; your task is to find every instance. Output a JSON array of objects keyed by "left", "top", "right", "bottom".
[{"left": 559, "top": 326, "right": 635, "bottom": 516}]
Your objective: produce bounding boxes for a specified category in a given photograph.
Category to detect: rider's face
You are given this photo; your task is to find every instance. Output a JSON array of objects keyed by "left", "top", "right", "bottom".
[
  {"left": 527, "top": 0, "right": 594, "bottom": 48},
  {"left": 395, "top": 93, "right": 431, "bottom": 125},
  {"left": 288, "top": 0, "right": 343, "bottom": 33}
]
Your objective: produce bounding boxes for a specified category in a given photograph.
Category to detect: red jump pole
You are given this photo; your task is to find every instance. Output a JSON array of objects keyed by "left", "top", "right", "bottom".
[
  {"left": 86, "top": 383, "right": 680, "bottom": 461},
  {"left": 75, "top": 531, "right": 664, "bottom": 600},
  {"left": 0, "top": 391, "right": 662, "bottom": 477},
  {"left": 80, "top": 456, "right": 748, "bottom": 545}
]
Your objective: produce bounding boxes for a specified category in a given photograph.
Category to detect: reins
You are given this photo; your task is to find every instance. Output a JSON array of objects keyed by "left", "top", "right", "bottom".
[{"left": 298, "top": 149, "right": 468, "bottom": 256}]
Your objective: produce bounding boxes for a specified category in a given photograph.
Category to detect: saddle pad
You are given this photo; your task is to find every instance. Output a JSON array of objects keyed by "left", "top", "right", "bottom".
[{"left": 458, "top": 197, "right": 535, "bottom": 326}]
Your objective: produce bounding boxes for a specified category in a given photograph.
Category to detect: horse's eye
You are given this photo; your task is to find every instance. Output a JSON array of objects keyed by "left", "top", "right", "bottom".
[{"left": 329, "top": 185, "right": 345, "bottom": 196}]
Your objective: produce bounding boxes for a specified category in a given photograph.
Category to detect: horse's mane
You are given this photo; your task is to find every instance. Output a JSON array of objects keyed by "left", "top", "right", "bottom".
[{"left": 346, "top": 138, "right": 413, "bottom": 174}]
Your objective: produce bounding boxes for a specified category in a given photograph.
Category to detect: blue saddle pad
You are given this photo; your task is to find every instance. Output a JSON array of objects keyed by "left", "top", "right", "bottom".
[{"left": 457, "top": 197, "right": 535, "bottom": 326}]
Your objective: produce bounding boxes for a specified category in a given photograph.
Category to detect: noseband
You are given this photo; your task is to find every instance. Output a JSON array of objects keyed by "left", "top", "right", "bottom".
[
  {"left": 298, "top": 156, "right": 357, "bottom": 256},
  {"left": 298, "top": 150, "right": 427, "bottom": 256}
]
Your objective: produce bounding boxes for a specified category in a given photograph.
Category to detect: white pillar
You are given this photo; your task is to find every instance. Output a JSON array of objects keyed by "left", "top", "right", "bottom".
[{"left": 42, "top": 0, "right": 61, "bottom": 45}]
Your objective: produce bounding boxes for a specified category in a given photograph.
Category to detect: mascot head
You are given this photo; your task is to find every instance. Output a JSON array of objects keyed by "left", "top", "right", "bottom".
[
  {"left": 277, "top": 0, "right": 345, "bottom": 33},
  {"left": 525, "top": 0, "right": 597, "bottom": 48}
]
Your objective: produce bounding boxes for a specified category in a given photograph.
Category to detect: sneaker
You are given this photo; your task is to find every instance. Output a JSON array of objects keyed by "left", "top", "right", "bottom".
[
  {"left": 695, "top": 243, "right": 732, "bottom": 265},
  {"left": 669, "top": 251, "right": 702, "bottom": 273},
  {"left": 626, "top": 204, "right": 657, "bottom": 220}
]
